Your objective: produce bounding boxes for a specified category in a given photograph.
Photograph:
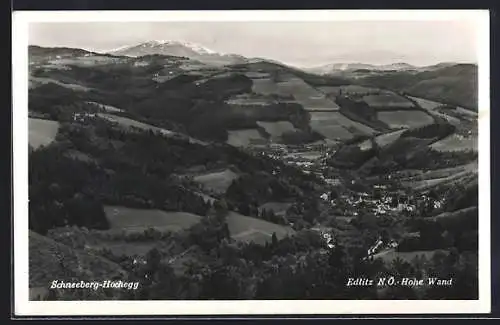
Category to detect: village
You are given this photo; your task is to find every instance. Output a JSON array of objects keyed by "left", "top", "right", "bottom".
[{"left": 250, "top": 140, "right": 450, "bottom": 259}]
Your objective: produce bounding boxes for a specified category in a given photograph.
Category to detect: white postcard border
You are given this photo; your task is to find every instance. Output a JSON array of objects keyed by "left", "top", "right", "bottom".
[{"left": 12, "top": 9, "right": 491, "bottom": 316}]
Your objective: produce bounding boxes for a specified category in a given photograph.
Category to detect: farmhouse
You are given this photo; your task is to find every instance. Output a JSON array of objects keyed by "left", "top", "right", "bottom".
[{"left": 73, "top": 112, "right": 97, "bottom": 123}]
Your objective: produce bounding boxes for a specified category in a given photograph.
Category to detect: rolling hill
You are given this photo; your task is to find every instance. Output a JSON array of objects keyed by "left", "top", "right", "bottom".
[
  {"left": 27, "top": 42, "right": 480, "bottom": 301},
  {"left": 350, "top": 64, "right": 478, "bottom": 111}
]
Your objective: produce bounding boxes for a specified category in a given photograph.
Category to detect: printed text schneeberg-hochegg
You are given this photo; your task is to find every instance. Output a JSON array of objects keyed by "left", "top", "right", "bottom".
[{"left": 50, "top": 280, "right": 139, "bottom": 291}]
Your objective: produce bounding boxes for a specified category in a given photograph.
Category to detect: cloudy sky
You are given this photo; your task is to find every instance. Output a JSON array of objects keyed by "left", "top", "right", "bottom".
[{"left": 29, "top": 20, "right": 479, "bottom": 67}]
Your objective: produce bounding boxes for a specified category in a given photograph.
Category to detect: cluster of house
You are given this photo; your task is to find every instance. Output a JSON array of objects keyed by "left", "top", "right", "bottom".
[
  {"left": 321, "top": 186, "right": 420, "bottom": 218},
  {"left": 73, "top": 112, "right": 97, "bottom": 123}
]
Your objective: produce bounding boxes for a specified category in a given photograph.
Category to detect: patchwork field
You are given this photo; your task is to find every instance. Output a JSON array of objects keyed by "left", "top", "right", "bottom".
[
  {"left": 430, "top": 134, "right": 478, "bottom": 152},
  {"left": 193, "top": 169, "right": 240, "bottom": 194},
  {"left": 256, "top": 121, "right": 297, "bottom": 139},
  {"left": 377, "top": 111, "right": 434, "bottom": 129},
  {"left": 318, "top": 85, "right": 387, "bottom": 96},
  {"left": 29, "top": 118, "right": 60, "bottom": 149},
  {"left": 226, "top": 211, "right": 295, "bottom": 244},
  {"left": 104, "top": 206, "right": 202, "bottom": 231},
  {"left": 276, "top": 77, "right": 340, "bottom": 111},
  {"left": 363, "top": 94, "right": 415, "bottom": 109},
  {"left": 251, "top": 76, "right": 339, "bottom": 111},
  {"left": 227, "top": 129, "right": 267, "bottom": 147},
  {"left": 310, "top": 112, "right": 376, "bottom": 140}
]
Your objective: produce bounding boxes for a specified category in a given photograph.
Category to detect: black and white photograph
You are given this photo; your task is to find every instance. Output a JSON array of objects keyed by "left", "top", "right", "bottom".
[{"left": 13, "top": 10, "right": 490, "bottom": 315}]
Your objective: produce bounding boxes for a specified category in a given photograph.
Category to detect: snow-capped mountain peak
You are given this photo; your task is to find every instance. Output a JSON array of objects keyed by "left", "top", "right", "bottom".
[
  {"left": 115, "top": 40, "right": 217, "bottom": 55},
  {"left": 107, "top": 40, "right": 247, "bottom": 66}
]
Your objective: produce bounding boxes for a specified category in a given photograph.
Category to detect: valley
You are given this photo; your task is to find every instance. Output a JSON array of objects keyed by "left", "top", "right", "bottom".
[{"left": 27, "top": 43, "right": 479, "bottom": 301}]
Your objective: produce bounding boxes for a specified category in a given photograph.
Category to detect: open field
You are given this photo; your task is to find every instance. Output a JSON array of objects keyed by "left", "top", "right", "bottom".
[
  {"left": 408, "top": 96, "right": 472, "bottom": 125},
  {"left": 408, "top": 96, "right": 443, "bottom": 110},
  {"left": 363, "top": 94, "right": 415, "bottom": 109},
  {"left": 226, "top": 211, "right": 295, "bottom": 243},
  {"left": 64, "top": 149, "right": 97, "bottom": 163},
  {"left": 232, "top": 230, "right": 274, "bottom": 245},
  {"left": 258, "top": 202, "right": 293, "bottom": 216},
  {"left": 256, "top": 121, "right": 297, "bottom": 139},
  {"left": 104, "top": 206, "right": 202, "bottom": 231},
  {"left": 32, "top": 63, "right": 71, "bottom": 71},
  {"left": 401, "top": 164, "right": 477, "bottom": 191},
  {"left": 358, "top": 139, "right": 373, "bottom": 151},
  {"left": 372, "top": 248, "right": 449, "bottom": 264},
  {"left": 318, "top": 85, "right": 385, "bottom": 96},
  {"left": 310, "top": 112, "right": 376, "bottom": 140},
  {"left": 193, "top": 169, "right": 240, "bottom": 194},
  {"left": 87, "top": 240, "right": 159, "bottom": 257},
  {"left": 226, "top": 96, "right": 274, "bottom": 106},
  {"left": 97, "top": 113, "right": 208, "bottom": 146},
  {"left": 428, "top": 207, "right": 478, "bottom": 229},
  {"left": 29, "top": 76, "right": 91, "bottom": 92},
  {"left": 97, "top": 113, "right": 174, "bottom": 135},
  {"left": 409, "top": 95, "right": 478, "bottom": 119},
  {"left": 48, "top": 55, "right": 128, "bottom": 67},
  {"left": 456, "top": 107, "right": 478, "bottom": 118},
  {"left": 29, "top": 118, "right": 60, "bottom": 149},
  {"left": 227, "top": 129, "right": 267, "bottom": 147},
  {"left": 251, "top": 78, "right": 280, "bottom": 95},
  {"left": 251, "top": 76, "right": 339, "bottom": 110},
  {"left": 193, "top": 192, "right": 217, "bottom": 204},
  {"left": 430, "top": 134, "right": 478, "bottom": 152},
  {"left": 86, "top": 101, "right": 124, "bottom": 113},
  {"left": 377, "top": 110, "right": 434, "bottom": 129},
  {"left": 374, "top": 129, "right": 406, "bottom": 147},
  {"left": 245, "top": 72, "right": 271, "bottom": 79}
]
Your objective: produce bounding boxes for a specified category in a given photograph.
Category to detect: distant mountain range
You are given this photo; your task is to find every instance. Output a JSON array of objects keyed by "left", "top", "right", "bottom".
[
  {"left": 28, "top": 41, "right": 478, "bottom": 112},
  {"left": 305, "top": 62, "right": 461, "bottom": 74}
]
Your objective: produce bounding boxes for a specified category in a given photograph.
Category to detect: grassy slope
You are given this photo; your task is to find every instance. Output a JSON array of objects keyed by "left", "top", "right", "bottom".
[
  {"left": 104, "top": 205, "right": 203, "bottom": 231},
  {"left": 227, "top": 211, "right": 295, "bottom": 242},
  {"left": 29, "top": 230, "right": 127, "bottom": 287},
  {"left": 193, "top": 169, "right": 240, "bottom": 194},
  {"left": 28, "top": 118, "right": 60, "bottom": 149}
]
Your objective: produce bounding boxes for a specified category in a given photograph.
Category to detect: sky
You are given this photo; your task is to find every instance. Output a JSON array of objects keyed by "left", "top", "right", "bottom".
[{"left": 29, "top": 20, "right": 479, "bottom": 67}]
